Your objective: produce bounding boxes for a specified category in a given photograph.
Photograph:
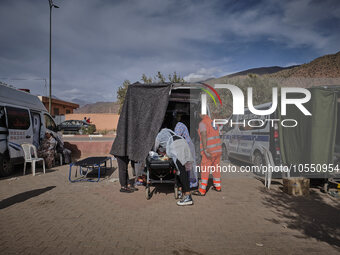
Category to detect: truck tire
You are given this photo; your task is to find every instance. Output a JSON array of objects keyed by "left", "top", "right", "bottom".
[
  {"left": 253, "top": 151, "right": 264, "bottom": 167},
  {"left": 0, "top": 153, "right": 13, "bottom": 177}
]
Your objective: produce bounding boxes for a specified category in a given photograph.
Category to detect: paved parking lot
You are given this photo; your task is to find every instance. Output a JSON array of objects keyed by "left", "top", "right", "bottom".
[{"left": 0, "top": 161, "right": 339, "bottom": 255}]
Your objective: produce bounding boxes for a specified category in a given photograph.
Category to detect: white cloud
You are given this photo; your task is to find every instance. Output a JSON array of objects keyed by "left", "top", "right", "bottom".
[{"left": 184, "top": 67, "right": 223, "bottom": 82}]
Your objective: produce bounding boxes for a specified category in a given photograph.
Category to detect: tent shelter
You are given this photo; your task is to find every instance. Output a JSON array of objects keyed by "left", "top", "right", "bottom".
[
  {"left": 110, "top": 83, "right": 171, "bottom": 162},
  {"left": 279, "top": 86, "right": 340, "bottom": 178},
  {"left": 110, "top": 82, "right": 202, "bottom": 162}
]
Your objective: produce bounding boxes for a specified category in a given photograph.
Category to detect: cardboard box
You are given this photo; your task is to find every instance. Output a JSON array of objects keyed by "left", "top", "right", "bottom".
[{"left": 283, "top": 177, "right": 310, "bottom": 196}]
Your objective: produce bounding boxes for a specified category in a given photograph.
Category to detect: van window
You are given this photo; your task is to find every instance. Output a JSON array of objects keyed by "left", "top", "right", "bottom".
[
  {"left": 44, "top": 114, "right": 56, "bottom": 131},
  {"left": 6, "top": 106, "right": 30, "bottom": 130},
  {"left": 0, "top": 106, "right": 6, "bottom": 128},
  {"left": 221, "top": 115, "right": 234, "bottom": 132}
]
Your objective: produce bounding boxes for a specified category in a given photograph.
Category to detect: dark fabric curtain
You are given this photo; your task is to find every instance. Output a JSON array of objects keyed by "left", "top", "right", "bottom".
[
  {"left": 110, "top": 83, "right": 171, "bottom": 162},
  {"left": 279, "top": 88, "right": 338, "bottom": 167}
]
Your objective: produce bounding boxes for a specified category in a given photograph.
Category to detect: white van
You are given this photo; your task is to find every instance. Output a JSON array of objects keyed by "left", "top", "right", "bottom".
[
  {"left": 0, "top": 84, "right": 58, "bottom": 176},
  {"left": 220, "top": 102, "right": 282, "bottom": 167}
]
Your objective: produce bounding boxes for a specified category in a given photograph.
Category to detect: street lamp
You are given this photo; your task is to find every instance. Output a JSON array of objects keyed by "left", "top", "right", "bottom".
[{"left": 48, "top": 0, "right": 59, "bottom": 114}]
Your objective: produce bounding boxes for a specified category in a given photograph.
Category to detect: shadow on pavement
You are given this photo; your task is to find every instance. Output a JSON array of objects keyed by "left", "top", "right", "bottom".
[
  {"left": 260, "top": 186, "right": 340, "bottom": 249},
  {"left": 0, "top": 186, "right": 56, "bottom": 210},
  {"left": 0, "top": 163, "right": 59, "bottom": 181},
  {"left": 84, "top": 165, "right": 117, "bottom": 178},
  {"left": 150, "top": 183, "right": 175, "bottom": 197},
  {"left": 254, "top": 176, "right": 283, "bottom": 186}
]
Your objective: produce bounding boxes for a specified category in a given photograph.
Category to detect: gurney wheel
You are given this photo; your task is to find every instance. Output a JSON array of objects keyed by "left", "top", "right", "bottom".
[
  {"left": 146, "top": 186, "right": 151, "bottom": 200},
  {"left": 174, "top": 185, "right": 178, "bottom": 199}
]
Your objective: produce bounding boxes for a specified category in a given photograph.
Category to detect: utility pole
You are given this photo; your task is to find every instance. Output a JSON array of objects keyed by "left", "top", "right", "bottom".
[{"left": 49, "top": 0, "right": 59, "bottom": 114}]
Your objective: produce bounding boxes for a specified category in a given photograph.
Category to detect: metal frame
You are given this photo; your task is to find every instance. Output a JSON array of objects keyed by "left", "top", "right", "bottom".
[
  {"left": 145, "top": 162, "right": 178, "bottom": 200},
  {"left": 68, "top": 157, "right": 112, "bottom": 183}
]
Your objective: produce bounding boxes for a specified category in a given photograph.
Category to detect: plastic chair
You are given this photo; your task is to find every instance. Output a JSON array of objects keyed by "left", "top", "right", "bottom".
[
  {"left": 21, "top": 143, "right": 46, "bottom": 176},
  {"left": 258, "top": 145, "right": 290, "bottom": 189}
]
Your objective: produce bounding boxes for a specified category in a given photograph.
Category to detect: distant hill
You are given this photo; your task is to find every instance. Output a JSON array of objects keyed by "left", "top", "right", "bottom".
[
  {"left": 269, "top": 51, "right": 340, "bottom": 78},
  {"left": 227, "top": 65, "right": 298, "bottom": 78},
  {"left": 71, "top": 98, "right": 88, "bottom": 107},
  {"left": 207, "top": 51, "right": 340, "bottom": 88},
  {"left": 74, "top": 102, "right": 119, "bottom": 114}
]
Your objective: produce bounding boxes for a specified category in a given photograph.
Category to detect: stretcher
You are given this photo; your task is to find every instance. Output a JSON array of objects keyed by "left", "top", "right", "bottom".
[
  {"left": 68, "top": 156, "right": 112, "bottom": 182},
  {"left": 145, "top": 155, "right": 178, "bottom": 200}
]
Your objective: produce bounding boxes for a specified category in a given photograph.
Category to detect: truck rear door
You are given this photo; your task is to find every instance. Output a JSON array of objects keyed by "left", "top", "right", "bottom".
[{"left": 6, "top": 106, "right": 33, "bottom": 159}]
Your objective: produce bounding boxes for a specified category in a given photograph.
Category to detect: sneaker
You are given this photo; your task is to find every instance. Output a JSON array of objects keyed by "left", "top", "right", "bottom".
[
  {"left": 128, "top": 185, "right": 139, "bottom": 191},
  {"left": 212, "top": 186, "right": 222, "bottom": 192},
  {"left": 120, "top": 187, "right": 134, "bottom": 193},
  {"left": 176, "top": 195, "right": 193, "bottom": 206},
  {"left": 192, "top": 190, "right": 206, "bottom": 196}
]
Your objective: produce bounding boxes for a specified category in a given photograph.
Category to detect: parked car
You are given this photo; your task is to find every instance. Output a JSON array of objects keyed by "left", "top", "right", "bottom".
[
  {"left": 0, "top": 84, "right": 59, "bottom": 176},
  {"left": 57, "top": 120, "right": 96, "bottom": 134}
]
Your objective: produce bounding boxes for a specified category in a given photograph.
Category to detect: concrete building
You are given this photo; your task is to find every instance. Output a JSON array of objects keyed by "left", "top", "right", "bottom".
[{"left": 38, "top": 96, "right": 79, "bottom": 117}]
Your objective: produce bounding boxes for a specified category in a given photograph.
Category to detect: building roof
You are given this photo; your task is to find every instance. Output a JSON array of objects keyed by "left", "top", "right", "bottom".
[{"left": 38, "top": 96, "right": 79, "bottom": 109}]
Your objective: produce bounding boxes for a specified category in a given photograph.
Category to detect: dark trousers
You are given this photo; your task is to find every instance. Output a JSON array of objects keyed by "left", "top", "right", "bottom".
[
  {"left": 116, "top": 156, "right": 130, "bottom": 187},
  {"left": 176, "top": 160, "right": 190, "bottom": 193}
]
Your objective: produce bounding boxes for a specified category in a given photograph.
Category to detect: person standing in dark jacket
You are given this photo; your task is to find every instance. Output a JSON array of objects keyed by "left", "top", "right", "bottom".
[{"left": 115, "top": 156, "right": 138, "bottom": 193}]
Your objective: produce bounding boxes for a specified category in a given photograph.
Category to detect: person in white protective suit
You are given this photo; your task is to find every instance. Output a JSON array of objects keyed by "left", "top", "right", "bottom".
[{"left": 155, "top": 128, "right": 194, "bottom": 206}]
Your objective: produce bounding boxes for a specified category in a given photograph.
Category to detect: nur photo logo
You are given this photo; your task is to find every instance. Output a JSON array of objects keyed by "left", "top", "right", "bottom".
[{"left": 200, "top": 84, "right": 312, "bottom": 128}]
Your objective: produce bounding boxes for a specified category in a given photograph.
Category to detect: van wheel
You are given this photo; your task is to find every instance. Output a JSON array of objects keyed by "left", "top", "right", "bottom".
[
  {"left": 222, "top": 145, "right": 228, "bottom": 161},
  {"left": 0, "top": 154, "right": 13, "bottom": 177},
  {"left": 253, "top": 151, "right": 264, "bottom": 167}
]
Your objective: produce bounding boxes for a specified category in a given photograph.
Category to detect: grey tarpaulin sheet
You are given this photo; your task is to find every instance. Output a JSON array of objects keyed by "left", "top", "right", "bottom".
[{"left": 110, "top": 83, "right": 171, "bottom": 162}]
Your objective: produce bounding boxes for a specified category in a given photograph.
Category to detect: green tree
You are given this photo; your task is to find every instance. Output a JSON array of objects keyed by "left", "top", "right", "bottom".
[
  {"left": 141, "top": 71, "right": 184, "bottom": 84},
  {"left": 155, "top": 71, "right": 166, "bottom": 83},
  {"left": 118, "top": 72, "right": 185, "bottom": 112},
  {"left": 117, "top": 80, "right": 130, "bottom": 113},
  {"left": 141, "top": 74, "right": 153, "bottom": 84},
  {"left": 168, "top": 71, "right": 185, "bottom": 83}
]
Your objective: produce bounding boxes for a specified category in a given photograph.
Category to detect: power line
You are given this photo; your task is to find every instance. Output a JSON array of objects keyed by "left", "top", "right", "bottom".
[{"left": 0, "top": 77, "right": 48, "bottom": 96}]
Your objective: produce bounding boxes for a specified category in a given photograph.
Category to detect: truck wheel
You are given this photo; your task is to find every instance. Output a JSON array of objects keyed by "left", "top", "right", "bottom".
[
  {"left": 0, "top": 154, "right": 13, "bottom": 177},
  {"left": 253, "top": 151, "right": 264, "bottom": 167}
]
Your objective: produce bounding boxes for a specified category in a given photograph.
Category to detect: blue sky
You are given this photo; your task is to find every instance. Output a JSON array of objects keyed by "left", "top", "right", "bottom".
[{"left": 0, "top": 0, "right": 339, "bottom": 103}]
